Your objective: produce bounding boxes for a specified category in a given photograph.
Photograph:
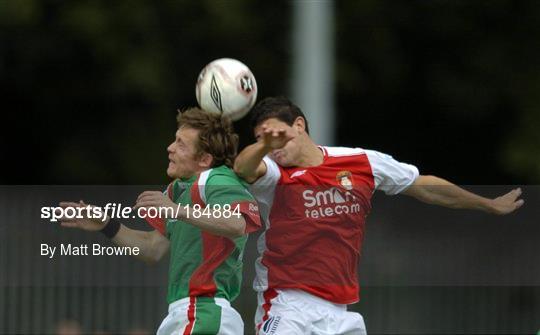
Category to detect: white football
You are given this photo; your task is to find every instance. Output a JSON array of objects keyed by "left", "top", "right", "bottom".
[{"left": 195, "top": 58, "right": 257, "bottom": 121}]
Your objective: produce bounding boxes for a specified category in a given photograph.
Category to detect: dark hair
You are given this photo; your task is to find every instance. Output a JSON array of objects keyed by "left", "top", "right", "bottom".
[
  {"left": 176, "top": 107, "right": 239, "bottom": 168},
  {"left": 250, "top": 96, "right": 309, "bottom": 133}
]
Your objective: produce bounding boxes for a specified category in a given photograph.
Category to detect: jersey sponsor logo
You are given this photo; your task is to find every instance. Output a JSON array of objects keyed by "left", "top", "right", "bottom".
[
  {"left": 249, "top": 202, "right": 259, "bottom": 212},
  {"left": 303, "top": 187, "right": 356, "bottom": 207},
  {"left": 261, "top": 316, "right": 281, "bottom": 334},
  {"left": 302, "top": 187, "right": 360, "bottom": 219}
]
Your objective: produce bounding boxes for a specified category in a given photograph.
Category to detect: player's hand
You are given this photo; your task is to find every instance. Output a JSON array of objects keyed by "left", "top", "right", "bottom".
[
  {"left": 259, "top": 123, "right": 296, "bottom": 150},
  {"left": 133, "top": 191, "right": 181, "bottom": 219},
  {"left": 488, "top": 188, "right": 524, "bottom": 215},
  {"left": 57, "top": 201, "right": 108, "bottom": 231}
]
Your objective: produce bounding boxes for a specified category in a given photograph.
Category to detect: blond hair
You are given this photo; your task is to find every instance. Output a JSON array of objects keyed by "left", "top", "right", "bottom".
[{"left": 176, "top": 108, "right": 239, "bottom": 168}]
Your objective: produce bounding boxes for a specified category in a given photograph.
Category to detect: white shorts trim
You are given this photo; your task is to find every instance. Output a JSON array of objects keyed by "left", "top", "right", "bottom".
[
  {"left": 255, "top": 289, "right": 366, "bottom": 335},
  {"left": 157, "top": 297, "right": 243, "bottom": 335}
]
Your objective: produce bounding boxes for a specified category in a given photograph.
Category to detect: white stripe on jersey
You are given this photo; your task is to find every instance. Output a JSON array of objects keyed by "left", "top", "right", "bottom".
[
  {"left": 249, "top": 156, "right": 280, "bottom": 292},
  {"left": 323, "top": 146, "right": 365, "bottom": 157},
  {"left": 197, "top": 169, "right": 212, "bottom": 204}
]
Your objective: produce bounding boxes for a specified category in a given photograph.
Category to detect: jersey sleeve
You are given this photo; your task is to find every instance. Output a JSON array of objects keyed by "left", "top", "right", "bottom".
[
  {"left": 365, "top": 150, "right": 419, "bottom": 195},
  {"left": 257, "top": 156, "right": 281, "bottom": 186},
  {"left": 248, "top": 156, "right": 281, "bottom": 214},
  {"left": 204, "top": 173, "right": 261, "bottom": 234}
]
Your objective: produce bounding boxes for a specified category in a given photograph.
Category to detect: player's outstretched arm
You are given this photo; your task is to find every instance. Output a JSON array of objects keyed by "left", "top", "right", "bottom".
[
  {"left": 234, "top": 123, "right": 295, "bottom": 183},
  {"left": 234, "top": 141, "right": 270, "bottom": 183},
  {"left": 402, "top": 175, "right": 524, "bottom": 215},
  {"left": 58, "top": 201, "right": 170, "bottom": 264}
]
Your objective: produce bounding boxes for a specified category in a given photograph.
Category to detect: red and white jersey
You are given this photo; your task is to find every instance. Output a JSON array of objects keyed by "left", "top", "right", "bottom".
[{"left": 250, "top": 146, "right": 419, "bottom": 304}]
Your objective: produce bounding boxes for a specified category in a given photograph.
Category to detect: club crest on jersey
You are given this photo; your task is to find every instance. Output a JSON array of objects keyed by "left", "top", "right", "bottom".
[{"left": 336, "top": 171, "right": 353, "bottom": 190}]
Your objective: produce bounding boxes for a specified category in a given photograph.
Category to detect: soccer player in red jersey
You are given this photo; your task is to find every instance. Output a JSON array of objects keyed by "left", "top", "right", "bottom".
[{"left": 234, "top": 96, "right": 524, "bottom": 335}]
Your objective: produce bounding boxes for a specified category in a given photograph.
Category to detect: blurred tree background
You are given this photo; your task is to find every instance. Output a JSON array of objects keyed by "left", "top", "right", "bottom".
[{"left": 1, "top": 0, "right": 539, "bottom": 184}]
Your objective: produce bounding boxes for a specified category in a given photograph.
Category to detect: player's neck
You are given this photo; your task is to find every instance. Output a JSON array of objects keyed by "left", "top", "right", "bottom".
[
  {"left": 296, "top": 140, "right": 324, "bottom": 167},
  {"left": 179, "top": 167, "right": 210, "bottom": 181}
]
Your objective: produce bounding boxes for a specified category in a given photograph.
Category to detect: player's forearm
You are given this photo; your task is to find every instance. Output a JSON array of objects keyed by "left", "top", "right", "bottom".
[
  {"left": 178, "top": 213, "right": 246, "bottom": 239},
  {"left": 111, "top": 225, "right": 168, "bottom": 263},
  {"left": 234, "top": 141, "right": 270, "bottom": 180},
  {"left": 405, "top": 175, "right": 493, "bottom": 212}
]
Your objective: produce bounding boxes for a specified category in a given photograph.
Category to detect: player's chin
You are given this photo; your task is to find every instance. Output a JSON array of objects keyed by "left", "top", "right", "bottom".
[{"left": 166, "top": 166, "right": 178, "bottom": 179}]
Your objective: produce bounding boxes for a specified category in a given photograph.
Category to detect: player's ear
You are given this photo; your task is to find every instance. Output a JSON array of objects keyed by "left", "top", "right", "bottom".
[
  {"left": 198, "top": 152, "right": 213, "bottom": 169},
  {"left": 293, "top": 116, "right": 306, "bottom": 133}
]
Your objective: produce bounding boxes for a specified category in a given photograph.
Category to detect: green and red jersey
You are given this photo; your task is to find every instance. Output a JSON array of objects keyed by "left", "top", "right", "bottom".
[{"left": 146, "top": 165, "right": 261, "bottom": 304}]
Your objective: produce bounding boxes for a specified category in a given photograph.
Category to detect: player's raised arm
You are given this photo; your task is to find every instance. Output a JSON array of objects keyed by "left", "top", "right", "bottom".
[
  {"left": 402, "top": 175, "right": 525, "bottom": 215},
  {"left": 234, "top": 141, "right": 270, "bottom": 183},
  {"left": 234, "top": 122, "right": 295, "bottom": 183},
  {"left": 58, "top": 201, "right": 170, "bottom": 264}
]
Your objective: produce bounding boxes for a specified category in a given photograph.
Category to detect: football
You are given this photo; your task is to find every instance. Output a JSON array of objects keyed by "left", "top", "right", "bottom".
[{"left": 195, "top": 58, "right": 257, "bottom": 121}]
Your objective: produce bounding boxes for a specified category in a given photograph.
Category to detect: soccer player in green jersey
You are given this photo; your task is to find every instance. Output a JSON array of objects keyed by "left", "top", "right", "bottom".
[{"left": 58, "top": 108, "right": 261, "bottom": 335}]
